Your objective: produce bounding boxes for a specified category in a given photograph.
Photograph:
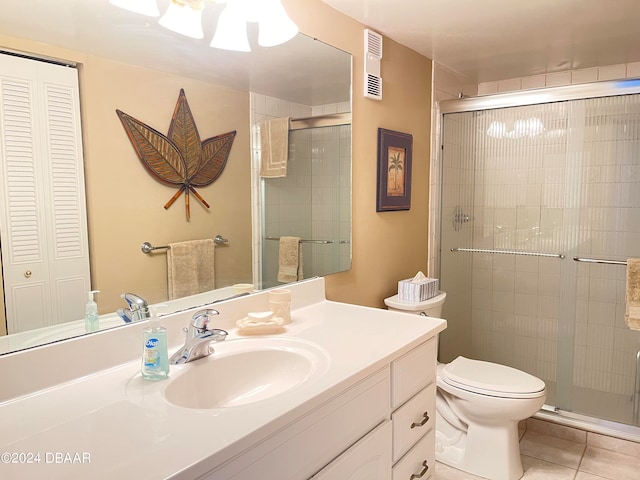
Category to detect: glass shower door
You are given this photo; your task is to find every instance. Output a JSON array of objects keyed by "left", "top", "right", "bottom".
[{"left": 440, "top": 94, "right": 640, "bottom": 427}]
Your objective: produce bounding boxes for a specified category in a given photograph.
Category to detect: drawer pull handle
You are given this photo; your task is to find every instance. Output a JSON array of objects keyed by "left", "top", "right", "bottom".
[
  {"left": 409, "top": 460, "right": 429, "bottom": 479},
  {"left": 410, "top": 412, "right": 429, "bottom": 428}
]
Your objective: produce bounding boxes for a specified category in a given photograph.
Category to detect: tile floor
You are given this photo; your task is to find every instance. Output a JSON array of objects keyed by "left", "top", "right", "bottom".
[{"left": 432, "top": 418, "right": 640, "bottom": 479}]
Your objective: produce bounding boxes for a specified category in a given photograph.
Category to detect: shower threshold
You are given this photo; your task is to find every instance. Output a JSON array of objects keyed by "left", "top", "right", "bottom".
[{"left": 535, "top": 405, "right": 640, "bottom": 444}]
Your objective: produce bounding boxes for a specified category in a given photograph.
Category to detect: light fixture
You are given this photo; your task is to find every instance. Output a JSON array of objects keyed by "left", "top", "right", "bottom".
[
  {"left": 158, "top": 0, "right": 205, "bottom": 39},
  {"left": 111, "top": 0, "right": 298, "bottom": 50},
  {"left": 109, "top": 0, "right": 160, "bottom": 16},
  {"left": 256, "top": 0, "right": 299, "bottom": 47},
  {"left": 210, "top": 1, "right": 251, "bottom": 52}
]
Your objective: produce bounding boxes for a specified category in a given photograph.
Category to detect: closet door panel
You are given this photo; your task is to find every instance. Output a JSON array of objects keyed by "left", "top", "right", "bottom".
[{"left": 0, "top": 54, "right": 89, "bottom": 332}]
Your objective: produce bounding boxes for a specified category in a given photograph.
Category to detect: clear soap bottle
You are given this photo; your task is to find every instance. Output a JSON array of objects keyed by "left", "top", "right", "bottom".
[
  {"left": 85, "top": 290, "right": 100, "bottom": 333},
  {"left": 141, "top": 305, "right": 169, "bottom": 380}
]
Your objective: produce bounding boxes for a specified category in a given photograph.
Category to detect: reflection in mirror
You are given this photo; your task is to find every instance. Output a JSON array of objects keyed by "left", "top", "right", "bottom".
[
  {"left": 260, "top": 120, "right": 352, "bottom": 289},
  {"left": 0, "top": 0, "right": 352, "bottom": 355}
]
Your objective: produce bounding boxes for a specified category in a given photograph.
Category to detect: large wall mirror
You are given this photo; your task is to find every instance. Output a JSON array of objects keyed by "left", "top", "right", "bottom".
[{"left": 0, "top": 0, "right": 352, "bottom": 355}]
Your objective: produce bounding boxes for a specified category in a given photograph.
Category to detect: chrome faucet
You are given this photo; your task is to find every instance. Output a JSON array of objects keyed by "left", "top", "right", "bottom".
[
  {"left": 117, "top": 292, "right": 150, "bottom": 323},
  {"left": 170, "top": 309, "right": 228, "bottom": 365}
]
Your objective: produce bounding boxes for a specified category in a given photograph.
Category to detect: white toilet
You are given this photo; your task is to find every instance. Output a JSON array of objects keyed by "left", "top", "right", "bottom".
[
  {"left": 437, "top": 357, "right": 546, "bottom": 480},
  {"left": 384, "top": 290, "right": 547, "bottom": 480}
]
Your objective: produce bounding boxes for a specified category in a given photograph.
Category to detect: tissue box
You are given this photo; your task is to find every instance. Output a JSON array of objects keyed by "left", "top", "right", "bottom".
[{"left": 398, "top": 277, "right": 439, "bottom": 303}]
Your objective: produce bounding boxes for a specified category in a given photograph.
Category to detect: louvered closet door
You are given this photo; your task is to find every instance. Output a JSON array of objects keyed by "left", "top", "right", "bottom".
[{"left": 0, "top": 54, "right": 90, "bottom": 334}]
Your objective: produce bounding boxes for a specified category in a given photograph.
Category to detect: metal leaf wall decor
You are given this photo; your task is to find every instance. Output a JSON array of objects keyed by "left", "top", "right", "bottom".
[{"left": 116, "top": 89, "right": 236, "bottom": 220}]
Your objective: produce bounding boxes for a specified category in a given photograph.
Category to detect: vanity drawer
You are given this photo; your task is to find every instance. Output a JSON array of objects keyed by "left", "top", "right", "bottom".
[
  {"left": 392, "top": 431, "right": 435, "bottom": 480},
  {"left": 391, "top": 383, "right": 435, "bottom": 462},
  {"left": 391, "top": 338, "right": 436, "bottom": 408},
  {"left": 312, "top": 420, "right": 392, "bottom": 480}
]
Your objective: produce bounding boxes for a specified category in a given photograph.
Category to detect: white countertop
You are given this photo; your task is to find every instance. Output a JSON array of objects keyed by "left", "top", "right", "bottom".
[{"left": 0, "top": 279, "right": 446, "bottom": 479}]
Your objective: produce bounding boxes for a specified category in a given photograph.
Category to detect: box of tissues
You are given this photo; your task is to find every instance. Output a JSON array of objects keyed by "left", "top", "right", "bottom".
[{"left": 398, "top": 271, "right": 439, "bottom": 303}]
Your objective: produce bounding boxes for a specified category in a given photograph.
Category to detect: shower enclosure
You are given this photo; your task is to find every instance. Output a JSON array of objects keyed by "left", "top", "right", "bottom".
[
  {"left": 438, "top": 80, "right": 640, "bottom": 434},
  {"left": 260, "top": 119, "right": 351, "bottom": 289}
]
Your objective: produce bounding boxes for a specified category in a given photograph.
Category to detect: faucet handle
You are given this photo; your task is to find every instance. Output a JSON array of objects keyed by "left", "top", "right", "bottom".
[
  {"left": 191, "top": 309, "right": 220, "bottom": 334},
  {"left": 207, "top": 328, "right": 228, "bottom": 342}
]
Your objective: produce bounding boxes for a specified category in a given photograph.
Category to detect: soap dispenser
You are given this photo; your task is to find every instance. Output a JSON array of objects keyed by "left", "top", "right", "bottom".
[
  {"left": 141, "top": 305, "right": 169, "bottom": 380},
  {"left": 85, "top": 290, "right": 100, "bottom": 333}
]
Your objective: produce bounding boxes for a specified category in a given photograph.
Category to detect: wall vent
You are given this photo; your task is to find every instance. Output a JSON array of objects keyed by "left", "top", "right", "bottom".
[
  {"left": 364, "top": 29, "right": 382, "bottom": 100},
  {"left": 365, "top": 29, "right": 383, "bottom": 58}
]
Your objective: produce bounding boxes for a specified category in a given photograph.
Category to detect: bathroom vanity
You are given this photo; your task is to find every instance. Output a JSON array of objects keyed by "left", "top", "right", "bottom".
[{"left": 0, "top": 278, "right": 445, "bottom": 479}]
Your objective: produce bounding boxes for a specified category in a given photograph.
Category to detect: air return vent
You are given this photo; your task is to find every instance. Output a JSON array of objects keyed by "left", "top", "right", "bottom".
[{"left": 364, "top": 29, "right": 382, "bottom": 100}]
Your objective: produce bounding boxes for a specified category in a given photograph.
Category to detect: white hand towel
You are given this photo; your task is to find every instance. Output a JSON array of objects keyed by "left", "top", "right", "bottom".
[
  {"left": 277, "top": 236, "right": 303, "bottom": 283},
  {"left": 167, "top": 239, "right": 215, "bottom": 299},
  {"left": 259, "top": 117, "right": 290, "bottom": 178},
  {"left": 625, "top": 258, "right": 640, "bottom": 331}
]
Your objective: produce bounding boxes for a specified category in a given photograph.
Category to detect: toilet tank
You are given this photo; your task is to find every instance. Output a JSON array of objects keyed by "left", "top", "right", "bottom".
[{"left": 384, "top": 291, "right": 446, "bottom": 317}]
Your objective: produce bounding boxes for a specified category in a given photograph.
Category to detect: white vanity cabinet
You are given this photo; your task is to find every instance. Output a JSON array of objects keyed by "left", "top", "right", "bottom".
[
  {"left": 0, "top": 279, "right": 447, "bottom": 480},
  {"left": 201, "top": 336, "right": 438, "bottom": 480},
  {"left": 390, "top": 337, "right": 437, "bottom": 480}
]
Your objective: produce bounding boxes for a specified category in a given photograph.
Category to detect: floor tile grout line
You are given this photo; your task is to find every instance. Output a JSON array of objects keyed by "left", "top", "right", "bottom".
[{"left": 576, "top": 442, "right": 588, "bottom": 474}]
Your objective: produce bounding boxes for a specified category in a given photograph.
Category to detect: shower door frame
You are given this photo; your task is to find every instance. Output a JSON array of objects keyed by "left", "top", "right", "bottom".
[{"left": 436, "top": 77, "right": 640, "bottom": 442}]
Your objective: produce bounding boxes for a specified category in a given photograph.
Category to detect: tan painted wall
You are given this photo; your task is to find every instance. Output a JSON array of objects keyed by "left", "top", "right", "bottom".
[
  {"left": 0, "top": 35, "right": 252, "bottom": 315},
  {"left": 286, "top": 0, "right": 433, "bottom": 308}
]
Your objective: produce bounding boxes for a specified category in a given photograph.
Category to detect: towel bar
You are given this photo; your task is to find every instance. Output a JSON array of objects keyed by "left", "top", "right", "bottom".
[
  {"left": 264, "top": 236, "right": 333, "bottom": 244},
  {"left": 572, "top": 256, "right": 627, "bottom": 265},
  {"left": 451, "top": 248, "right": 565, "bottom": 259},
  {"left": 141, "top": 235, "right": 229, "bottom": 254}
]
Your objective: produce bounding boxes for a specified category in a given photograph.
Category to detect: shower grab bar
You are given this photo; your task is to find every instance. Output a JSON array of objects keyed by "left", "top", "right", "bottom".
[
  {"left": 265, "top": 236, "right": 333, "bottom": 244},
  {"left": 141, "top": 235, "right": 228, "bottom": 254},
  {"left": 573, "top": 256, "right": 627, "bottom": 265},
  {"left": 450, "top": 248, "right": 565, "bottom": 259}
]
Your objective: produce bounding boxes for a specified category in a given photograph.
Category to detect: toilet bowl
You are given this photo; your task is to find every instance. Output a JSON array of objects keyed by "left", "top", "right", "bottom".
[{"left": 436, "top": 357, "right": 546, "bottom": 480}]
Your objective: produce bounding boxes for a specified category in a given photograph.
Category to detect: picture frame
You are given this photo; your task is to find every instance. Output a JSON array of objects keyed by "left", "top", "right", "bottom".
[{"left": 376, "top": 128, "right": 413, "bottom": 211}]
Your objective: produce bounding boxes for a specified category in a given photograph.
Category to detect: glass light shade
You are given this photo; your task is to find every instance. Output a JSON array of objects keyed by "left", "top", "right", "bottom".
[
  {"left": 237, "top": 0, "right": 262, "bottom": 23},
  {"left": 159, "top": 2, "right": 204, "bottom": 39},
  {"left": 257, "top": 0, "right": 298, "bottom": 47},
  {"left": 110, "top": 0, "right": 159, "bottom": 16},
  {"left": 210, "top": 5, "right": 251, "bottom": 52}
]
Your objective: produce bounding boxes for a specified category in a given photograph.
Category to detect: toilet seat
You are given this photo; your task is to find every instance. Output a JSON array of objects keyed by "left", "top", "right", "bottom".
[{"left": 440, "top": 356, "right": 546, "bottom": 399}]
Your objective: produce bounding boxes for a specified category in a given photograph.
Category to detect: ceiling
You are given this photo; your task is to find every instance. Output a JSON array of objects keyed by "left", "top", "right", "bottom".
[
  {"left": 4, "top": 1, "right": 640, "bottom": 93},
  {"left": 0, "top": 0, "right": 351, "bottom": 106},
  {"left": 322, "top": 0, "right": 640, "bottom": 83}
]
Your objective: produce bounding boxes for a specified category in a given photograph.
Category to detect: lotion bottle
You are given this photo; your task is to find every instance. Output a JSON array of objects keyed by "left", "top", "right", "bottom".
[
  {"left": 141, "top": 305, "right": 169, "bottom": 380},
  {"left": 85, "top": 290, "right": 100, "bottom": 333}
]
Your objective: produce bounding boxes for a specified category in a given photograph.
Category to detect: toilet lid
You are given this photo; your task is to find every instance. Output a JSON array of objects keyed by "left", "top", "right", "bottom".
[{"left": 441, "top": 356, "right": 546, "bottom": 398}]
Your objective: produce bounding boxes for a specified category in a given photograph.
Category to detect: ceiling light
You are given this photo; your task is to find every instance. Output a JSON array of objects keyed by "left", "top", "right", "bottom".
[
  {"left": 257, "top": 0, "right": 299, "bottom": 47},
  {"left": 109, "top": 0, "right": 160, "bottom": 16},
  {"left": 112, "top": 0, "right": 298, "bottom": 49},
  {"left": 159, "top": 0, "right": 205, "bottom": 39},
  {"left": 210, "top": 2, "right": 251, "bottom": 52}
]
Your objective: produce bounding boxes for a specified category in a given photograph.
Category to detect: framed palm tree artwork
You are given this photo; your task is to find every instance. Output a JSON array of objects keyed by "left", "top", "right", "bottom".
[{"left": 376, "top": 128, "right": 413, "bottom": 211}]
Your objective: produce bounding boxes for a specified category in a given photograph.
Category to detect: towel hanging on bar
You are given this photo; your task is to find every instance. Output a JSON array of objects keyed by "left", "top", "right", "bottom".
[
  {"left": 625, "top": 258, "right": 640, "bottom": 331},
  {"left": 167, "top": 239, "right": 215, "bottom": 299},
  {"left": 259, "top": 117, "right": 290, "bottom": 178},
  {"left": 277, "top": 236, "right": 303, "bottom": 283}
]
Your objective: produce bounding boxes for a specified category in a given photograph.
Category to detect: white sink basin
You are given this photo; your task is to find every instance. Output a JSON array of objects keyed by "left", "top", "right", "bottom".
[{"left": 164, "top": 338, "right": 329, "bottom": 409}]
